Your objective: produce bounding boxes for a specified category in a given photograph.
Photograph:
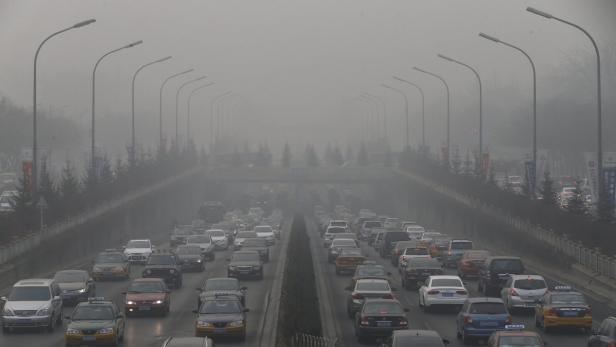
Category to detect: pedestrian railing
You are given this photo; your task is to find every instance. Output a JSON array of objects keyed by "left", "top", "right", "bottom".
[{"left": 291, "top": 334, "right": 338, "bottom": 347}]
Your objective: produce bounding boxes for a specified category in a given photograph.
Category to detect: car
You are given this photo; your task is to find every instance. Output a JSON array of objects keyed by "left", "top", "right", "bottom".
[
  {"left": 397, "top": 245, "right": 431, "bottom": 272},
  {"left": 346, "top": 278, "right": 395, "bottom": 318},
  {"left": 142, "top": 253, "right": 183, "bottom": 289},
  {"left": 478, "top": 256, "right": 525, "bottom": 296},
  {"left": 123, "top": 239, "right": 154, "bottom": 264},
  {"left": 379, "top": 231, "right": 410, "bottom": 258},
  {"left": 323, "top": 226, "right": 348, "bottom": 248},
  {"left": 534, "top": 286, "right": 592, "bottom": 333},
  {"left": 456, "top": 298, "right": 512, "bottom": 345},
  {"left": 500, "top": 275, "right": 547, "bottom": 312},
  {"left": 92, "top": 250, "right": 130, "bottom": 281},
  {"left": 354, "top": 298, "right": 409, "bottom": 342},
  {"left": 457, "top": 250, "right": 490, "bottom": 279},
  {"left": 53, "top": 270, "right": 96, "bottom": 305},
  {"left": 176, "top": 245, "right": 205, "bottom": 272},
  {"left": 368, "top": 228, "right": 386, "bottom": 246},
  {"left": 123, "top": 278, "right": 171, "bottom": 316},
  {"left": 419, "top": 275, "right": 468, "bottom": 312},
  {"left": 335, "top": 248, "right": 366, "bottom": 275},
  {"left": 170, "top": 225, "right": 193, "bottom": 247},
  {"left": 206, "top": 229, "right": 229, "bottom": 250},
  {"left": 429, "top": 236, "right": 452, "bottom": 259},
  {"left": 328, "top": 219, "right": 349, "bottom": 230},
  {"left": 233, "top": 231, "right": 258, "bottom": 249},
  {"left": 360, "top": 220, "right": 384, "bottom": 240},
  {"left": 588, "top": 316, "right": 616, "bottom": 346},
  {"left": 405, "top": 225, "right": 426, "bottom": 240},
  {"left": 443, "top": 239, "right": 473, "bottom": 268},
  {"left": 420, "top": 231, "right": 442, "bottom": 245},
  {"left": 383, "top": 218, "right": 402, "bottom": 230},
  {"left": 401, "top": 257, "right": 443, "bottom": 290},
  {"left": 197, "top": 278, "right": 247, "bottom": 309},
  {"left": 161, "top": 337, "right": 214, "bottom": 347},
  {"left": 254, "top": 225, "right": 276, "bottom": 245},
  {"left": 350, "top": 264, "right": 392, "bottom": 289},
  {"left": 64, "top": 297, "right": 125, "bottom": 346},
  {"left": 0, "top": 190, "right": 17, "bottom": 213},
  {"left": 241, "top": 237, "right": 270, "bottom": 262},
  {"left": 186, "top": 235, "right": 216, "bottom": 261},
  {"left": 390, "top": 241, "right": 420, "bottom": 266},
  {"left": 193, "top": 295, "right": 249, "bottom": 341},
  {"left": 379, "top": 329, "right": 450, "bottom": 346},
  {"left": 328, "top": 238, "right": 359, "bottom": 263},
  {"left": 486, "top": 324, "right": 545, "bottom": 347},
  {"left": 332, "top": 232, "right": 358, "bottom": 242},
  {"left": 227, "top": 250, "right": 264, "bottom": 279},
  {"left": 1, "top": 279, "right": 63, "bottom": 333}
]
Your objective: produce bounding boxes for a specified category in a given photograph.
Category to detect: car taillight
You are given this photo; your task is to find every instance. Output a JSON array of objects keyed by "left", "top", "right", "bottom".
[
  {"left": 547, "top": 308, "right": 557, "bottom": 316},
  {"left": 360, "top": 316, "right": 370, "bottom": 326},
  {"left": 352, "top": 293, "right": 364, "bottom": 300},
  {"left": 463, "top": 315, "right": 472, "bottom": 325},
  {"left": 505, "top": 315, "right": 512, "bottom": 324},
  {"left": 509, "top": 288, "right": 519, "bottom": 296},
  {"left": 427, "top": 290, "right": 440, "bottom": 295},
  {"left": 382, "top": 293, "right": 394, "bottom": 299},
  {"left": 456, "top": 290, "right": 468, "bottom": 295}
]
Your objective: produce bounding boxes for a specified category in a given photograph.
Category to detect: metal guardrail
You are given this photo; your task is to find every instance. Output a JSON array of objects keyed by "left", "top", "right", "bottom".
[{"left": 291, "top": 334, "right": 338, "bottom": 347}]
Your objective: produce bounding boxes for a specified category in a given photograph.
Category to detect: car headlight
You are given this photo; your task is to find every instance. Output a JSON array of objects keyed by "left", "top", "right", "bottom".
[
  {"left": 228, "top": 320, "right": 245, "bottom": 327},
  {"left": 2, "top": 308, "right": 14, "bottom": 316},
  {"left": 196, "top": 259, "right": 202, "bottom": 263},
  {"left": 77, "top": 288, "right": 86, "bottom": 293},
  {"left": 113, "top": 266, "right": 124, "bottom": 272},
  {"left": 229, "top": 266, "right": 237, "bottom": 270},
  {"left": 197, "top": 321, "right": 212, "bottom": 327},
  {"left": 93, "top": 266, "right": 103, "bottom": 272},
  {"left": 154, "top": 300, "right": 164, "bottom": 304},
  {"left": 98, "top": 327, "right": 114, "bottom": 334},
  {"left": 169, "top": 269, "right": 176, "bottom": 273},
  {"left": 36, "top": 308, "right": 50, "bottom": 316},
  {"left": 144, "top": 269, "right": 152, "bottom": 275},
  {"left": 126, "top": 300, "right": 136, "bottom": 305},
  {"left": 66, "top": 328, "right": 80, "bottom": 335}
]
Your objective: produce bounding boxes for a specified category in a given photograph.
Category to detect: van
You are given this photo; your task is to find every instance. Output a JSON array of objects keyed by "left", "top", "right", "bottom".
[
  {"left": 378, "top": 231, "right": 410, "bottom": 258},
  {"left": 1, "top": 279, "right": 63, "bottom": 332}
]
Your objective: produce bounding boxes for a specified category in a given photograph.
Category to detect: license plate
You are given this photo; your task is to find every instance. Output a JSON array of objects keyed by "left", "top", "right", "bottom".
[
  {"left": 442, "top": 292, "right": 454, "bottom": 297},
  {"left": 480, "top": 321, "right": 498, "bottom": 327},
  {"left": 82, "top": 336, "right": 96, "bottom": 342},
  {"left": 562, "top": 311, "right": 578, "bottom": 317},
  {"left": 376, "top": 321, "right": 391, "bottom": 327},
  {"left": 138, "top": 306, "right": 151, "bottom": 311},
  {"left": 214, "top": 328, "right": 226, "bottom": 333}
]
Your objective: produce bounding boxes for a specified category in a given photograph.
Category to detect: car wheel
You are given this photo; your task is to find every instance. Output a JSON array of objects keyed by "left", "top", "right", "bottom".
[{"left": 46, "top": 317, "right": 54, "bottom": 333}]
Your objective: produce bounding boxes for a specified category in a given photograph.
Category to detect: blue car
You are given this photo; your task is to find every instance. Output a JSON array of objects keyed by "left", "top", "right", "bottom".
[
  {"left": 456, "top": 297, "right": 511, "bottom": 345},
  {"left": 444, "top": 240, "right": 473, "bottom": 267}
]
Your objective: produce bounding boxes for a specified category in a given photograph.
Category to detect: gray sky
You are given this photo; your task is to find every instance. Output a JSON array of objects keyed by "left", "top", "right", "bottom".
[{"left": 0, "top": 0, "right": 614, "bottom": 158}]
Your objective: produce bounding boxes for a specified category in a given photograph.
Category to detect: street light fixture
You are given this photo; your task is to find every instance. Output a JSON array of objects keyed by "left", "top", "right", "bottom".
[
  {"left": 158, "top": 69, "right": 194, "bottom": 149},
  {"left": 526, "top": 6, "right": 605, "bottom": 210},
  {"left": 393, "top": 76, "right": 426, "bottom": 153},
  {"left": 211, "top": 91, "right": 233, "bottom": 150},
  {"left": 32, "top": 18, "right": 96, "bottom": 193},
  {"left": 362, "top": 93, "right": 387, "bottom": 140},
  {"left": 130, "top": 55, "right": 172, "bottom": 166},
  {"left": 437, "top": 53, "right": 484, "bottom": 174},
  {"left": 479, "top": 32, "right": 537, "bottom": 197},
  {"left": 355, "top": 96, "right": 375, "bottom": 141},
  {"left": 187, "top": 82, "right": 215, "bottom": 146},
  {"left": 175, "top": 76, "right": 207, "bottom": 147},
  {"left": 381, "top": 83, "right": 409, "bottom": 149},
  {"left": 413, "top": 67, "right": 451, "bottom": 166},
  {"left": 359, "top": 95, "right": 380, "bottom": 140},
  {"left": 91, "top": 40, "right": 143, "bottom": 175}
]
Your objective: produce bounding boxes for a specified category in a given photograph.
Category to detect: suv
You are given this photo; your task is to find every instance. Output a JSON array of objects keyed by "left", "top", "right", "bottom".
[
  {"left": 478, "top": 256, "right": 525, "bottom": 296},
  {"left": 227, "top": 250, "right": 264, "bottom": 279},
  {"left": 142, "top": 253, "right": 183, "bottom": 289},
  {"left": 360, "top": 220, "right": 383, "bottom": 240},
  {"left": 1, "top": 279, "right": 63, "bottom": 332},
  {"left": 379, "top": 231, "right": 410, "bottom": 258},
  {"left": 123, "top": 239, "right": 154, "bottom": 264}
]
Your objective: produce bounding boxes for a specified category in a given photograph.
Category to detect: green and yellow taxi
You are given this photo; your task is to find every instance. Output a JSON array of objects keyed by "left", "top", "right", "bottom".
[
  {"left": 193, "top": 294, "right": 249, "bottom": 341},
  {"left": 534, "top": 286, "right": 592, "bottom": 333},
  {"left": 487, "top": 324, "right": 546, "bottom": 346},
  {"left": 92, "top": 250, "right": 130, "bottom": 281},
  {"left": 65, "top": 297, "right": 125, "bottom": 346}
]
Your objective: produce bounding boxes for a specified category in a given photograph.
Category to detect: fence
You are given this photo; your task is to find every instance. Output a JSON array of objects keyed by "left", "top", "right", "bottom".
[{"left": 291, "top": 334, "right": 338, "bottom": 347}]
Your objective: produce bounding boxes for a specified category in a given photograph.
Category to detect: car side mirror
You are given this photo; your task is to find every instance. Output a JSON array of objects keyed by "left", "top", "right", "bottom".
[
  {"left": 122, "top": 246, "right": 126, "bottom": 250},
  {"left": 0, "top": 296, "right": 7, "bottom": 302},
  {"left": 244, "top": 308, "right": 250, "bottom": 312},
  {"left": 116, "top": 314, "right": 124, "bottom": 319},
  {"left": 195, "top": 288, "right": 203, "bottom": 292},
  {"left": 387, "top": 272, "right": 392, "bottom": 276},
  {"left": 391, "top": 287, "right": 397, "bottom": 292}
]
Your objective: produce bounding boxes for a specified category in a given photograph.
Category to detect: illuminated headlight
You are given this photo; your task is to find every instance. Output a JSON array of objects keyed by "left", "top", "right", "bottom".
[
  {"left": 169, "top": 269, "right": 176, "bottom": 273},
  {"left": 76, "top": 288, "right": 86, "bottom": 293},
  {"left": 197, "top": 321, "right": 212, "bottom": 327},
  {"left": 352, "top": 299, "right": 363, "bottom": 304},
  {"left": 126, "top": 301, "right": 136, "bottom": 305},
  {"left": 196, "top": 259, "right": 202, "bottom": 263},
  {"left": 66, "top": 328, "right": 80, "bottom": 335},
  {"left": 228, "top": 320, "right": 244, "bottom": 327},
  {"left": 36, "top": 308, "right": 50, "bottom": 316},
  {"left": 2, "top": 308, "right": 14, "bottom": 316},
  {"left": 98, "top": 327, "right": 114, "bottom": 334},
  {"left": 154, "top": 300, "right": 164, "bottom": 304}
]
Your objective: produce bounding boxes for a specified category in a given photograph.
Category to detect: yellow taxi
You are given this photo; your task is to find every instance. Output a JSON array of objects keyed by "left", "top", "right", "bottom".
[
  {"left": 534, "top": 286, "right": 592, "bottom": 333},
  {"left": 335, "top": 248, "right": 366, "bottom": 275},
  {"left": 487, "top": 324, "right": 546, "bottom": 346},
  {"left": 65, "top": 297, "right": 125, "bottom": 346},
  {"left": 92, "top": 250, "right": 130, "bottom": 281}
]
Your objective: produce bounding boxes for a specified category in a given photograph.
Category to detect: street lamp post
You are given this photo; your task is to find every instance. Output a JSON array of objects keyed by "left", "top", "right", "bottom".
[
  {"left": 130, "top": 56, "right": 172, "bottom": 166},
  {"left": 479, "top": 33, "right": 537, "bottom": 197},
  {"left": 175, "top": 76, "right": 207, "bottom": 147},
  {"left": 437, "top": 54, "right": 484, "bottom": 174},
  {"left": 381, "top": 84, "right": 409, "bottom": 149},
  {"left": 363, "top": 93, "right": 387, "bottom": 140},
  {"left": 360, "top": 95, "right": 380, "bottom": 140},
  {"left": 526, "top": 7, "right": 605, "bottom": 209},
  {"left": 393, "top": 76, "right": 426, "bottom": 153},
  {"left": 158, "top": 69, "right": 194, "bottom": 149},
  {"left": 355, "top": 97, "right": 374, "bottom": 141},
  {"left": 211, "top": 91, "right": 233, "bottom": 150},
  {"left": 187, "top": 82, "right": 215, "bottom": 146},
  {"left": 91, "top": 40, "right": 143, "bottom": 175},
  {"left": 32, "top": 18, "right": 95, "bottom": 193},
  {"left": 413, "top": 67, "right": 451, "bottom": 166}
]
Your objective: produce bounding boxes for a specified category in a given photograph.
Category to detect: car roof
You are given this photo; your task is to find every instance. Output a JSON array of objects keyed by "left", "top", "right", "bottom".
[
  {"left": 162, "top": 337, "right": 213, "bottom": 347},
  {"left": 133, "top": 277, "right": 165, "bottom": 283},
  {"left": 356, "top": 278, "right": 389, "bottom": 284},
  {"left": 510, "top": 274, "right": 544, "bottom": 280},
  {"left": 429, "top": 275, "right": 462, "bottom": 281},
  {"left": 466, "top": 297, "right": 504, "bottom": 304},
  {"left": 55, "top": 269, "right": 88, "bottom": 275},
  {"left": 451, "top": 239, "right": 472, "bottom": 242},
  {"left": 14, "top": 279, "right": 54, "bottom": 287},
  {"left": 127, "top": 239, "right": 150, "bottom": 242},
  {"left": 393, "top": 329, "right": 441, "bottom": 338}
]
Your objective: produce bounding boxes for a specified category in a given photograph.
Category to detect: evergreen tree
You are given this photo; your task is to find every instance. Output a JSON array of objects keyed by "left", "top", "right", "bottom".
[
  {"left": 38, "top": 161, "right": 60, "bottom": 220},
  {"left": 344, "top": 145, "right": 354, "bottom": 164},
  {"left": 324, "top": 143, "right": 334, "bottom": 166},
  {"left": 332, "top": 144, "right": 344, "bottom": 166},
  {"left": 11, "top": 176, "right": 36, "bottom": 231},
  {"left": 565, "top": 179, "right": 587, "bottom": 215},
  {"left": 282, "top": 142, "right": 292, "bottom": 168},
  {"left": 357, "top": 142, "right": 368, "bottom": 166},
  {"left": 304, "top": 144, "right": 319, "bottom": 167},
  {"left": 59, "top": 161, "right": 82, "bottom": 215},
  {"left": 539, "top": 171, "right": 557, "bottom": 205}
]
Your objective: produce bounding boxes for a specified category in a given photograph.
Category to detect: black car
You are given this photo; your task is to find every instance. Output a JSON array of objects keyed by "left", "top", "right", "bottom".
[
  {"left": 379, "top": 231, "right": 410, "bottom": 258},
  {"left": 477, "top": 256, "right": 525, "bottom": 296},
  {"left": 142, "top": 253, "right": 183, "bottom": 288},
  {"left": 176, "top": 245, "right": 205, "bottom": 272},
  {"left": 401, "top": 258, "right": 443, "bottom": 290},
  {"left": 227, "top": 251, "right": 263, "bottom": 280},
  {"left": 354, "top": 299, "right": 409, "bottom": 342},
  {"left": 241, "top": 238, "right": 270, "bottom": 262}
]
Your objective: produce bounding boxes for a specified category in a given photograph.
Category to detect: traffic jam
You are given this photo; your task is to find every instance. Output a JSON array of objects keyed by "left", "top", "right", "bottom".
[
  {"left": 0, "top": 202, "right": 283, "bottom": 347},
  {"left": 315, "top": 206, "right": 602, "bottom": 346}
]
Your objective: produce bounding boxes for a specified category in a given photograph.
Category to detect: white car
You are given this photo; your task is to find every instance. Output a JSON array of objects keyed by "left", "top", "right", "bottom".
[
  {"left": 123, "top": 239, "right": 153, "bottom": 264},
  {"left": 406, "top": 225, "right": 426, "bottom": 240},
  {"left": 207, "top": 229, "right": 229, "bottom": 250},
  {"left": 500, "top": 275, "right": 547, "bottom": 311},
  {"left": 420, "top": 231, "right": 442, "bottom": 244},
  {"left": 323, "top": 226, "right": 348, "bottom": 248},
  {"left": 1, "top": 279, "right": 63, "bottom": 332},
  {"left": 0, "top": 190, "right": 17, "bottom": 213},
  {"left": 233, "top": 231, "right": 258, "bottom": 249},
  {"left": 255, "top": 225, "right": 276, "bottom": 245},
  {"left": 398, "top": 246, "right": 432, "bottom": 273},
  {"left": 418, "top": 275, "right": 468, "bottom": 311}
]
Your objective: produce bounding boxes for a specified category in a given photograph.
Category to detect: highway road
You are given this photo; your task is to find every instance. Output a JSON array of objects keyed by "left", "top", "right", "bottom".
[
  {"left": 308, "top": 219, "right": 591, "bottom": 347},
  {"left": 0, "top": 222, "right": 288, "bottom": 347}
]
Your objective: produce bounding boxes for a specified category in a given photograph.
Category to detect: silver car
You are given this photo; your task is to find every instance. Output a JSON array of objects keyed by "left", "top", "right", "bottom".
[
  {"left": 500, "top": 274, "right": 547, "bottom": 311},
  {"left": 1, "top": 279, "right": 63, "bottom": 332},
  {"left": 345, "top": 278, "right": 394, "bottom": 318}
]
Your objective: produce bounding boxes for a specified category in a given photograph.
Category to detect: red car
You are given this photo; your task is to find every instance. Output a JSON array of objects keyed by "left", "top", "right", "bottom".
[
  {"left": 123, "top": 278, "right": 171, "bottom": 316},
  {"left": 457, "top": 250, "right": 490, "bottom": 279}
]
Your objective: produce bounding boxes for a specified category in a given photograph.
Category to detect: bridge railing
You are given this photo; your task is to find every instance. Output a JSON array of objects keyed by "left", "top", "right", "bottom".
[{"left": 291, "top": 334, "right": 338, "bottom": 347}]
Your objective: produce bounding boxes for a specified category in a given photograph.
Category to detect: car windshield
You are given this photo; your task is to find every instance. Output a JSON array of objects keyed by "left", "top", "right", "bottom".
[
  {"left": 72, "top": 306, "right": 114, "bottom": 320},
  {"left": 327, "top": 227, "right": 346, "bottom": 234},
  {"left": 173, "top": 227, "right": 192, "bottom": 235},
  {"left": 187, "top": 236, "right": 211, "bottom": 244},
  {"left": 255, "top": 226, "right": 272, "bottom": 233},
  {"left": 96, "top": 253, "right": 125, "bottom": 263},
  {"left": 330, "top": 221, "right": 347, "bottom": 227},
  {"left": 356, "top": 281, "right": 390, "bottom": 291},
  {"left": 464, "top": 251, "right": 489, "bottom": 260},
  {"left": 8, "top": 286, "right": 51, "bottom": 301},
  {"left": 550, "top": 293, "right": 586, "bottom": 305},
  {"left": 469, "top": 302, "right": 507, "bottom": 314},
  {"left": 514, "top": 279, "right": 546, "bottom": 290},
  {"left": 492, "top": 259, "right": 523, "bottom": 272},
  {"left": 431, "top": 278, "right": 462, "bottom": 287},
  {"left": 176, "top": 246, "right": 201, "bottom": 255},
  {"left": 208, "top": 230, "right": 226, "bottom": 237},
  {"left": 205, "top": 279, "right": 237, "bottom": 291},
  {"left": 128, "top": 281, "right": 164, "bottom": 293},
  {"left": 386, "top": 232, "right": 409, "bottom": 242},
  {"left": 237, "top": 232, "right": 258, "bottom": 239},
  {"left": 340, "top": 249, "right": 362, "bottom": 256},
  {"left": 364, "top": 221, "right": 382, "bottom": 228},
  {"left": 243, "top": 239, "right": 267, "bottom": 247},
  {"left": 410, "top": 259, "right": 440, "bottom": 268},
  {"left": 422, "top": 233, "right": 441, "bottom": 239},
  {"left": 333, "top": 239, "right": 356, "bottom": 247},
  {"left": 357, "top": 266, "right": 386, "bottom": 276},
  {"left": 200, "top": 300, "right": 242, "bottom": 314},
  {"left": 126, "top": 240, "right": 150, "bottom": 248},
  {"left": 405, "top": 247, "right": 429, "bottom": 255},
  {"left": 363, "top": 302, "right": 403, "bottom": 315},
  {"left": 451, "top": 241, "right": 473, "bottom": 250},
  {"left": 232, "top": 253, "right": 260, "bottom": 262},
  {"left": 498, "top": 336, "right": 542, "bottom": 346},
  {"left": 147, "top": 255, "right": 175, "bottom": 265},
  {"left": 54, "top": 272, "right": 87, "bottom": 283}
]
